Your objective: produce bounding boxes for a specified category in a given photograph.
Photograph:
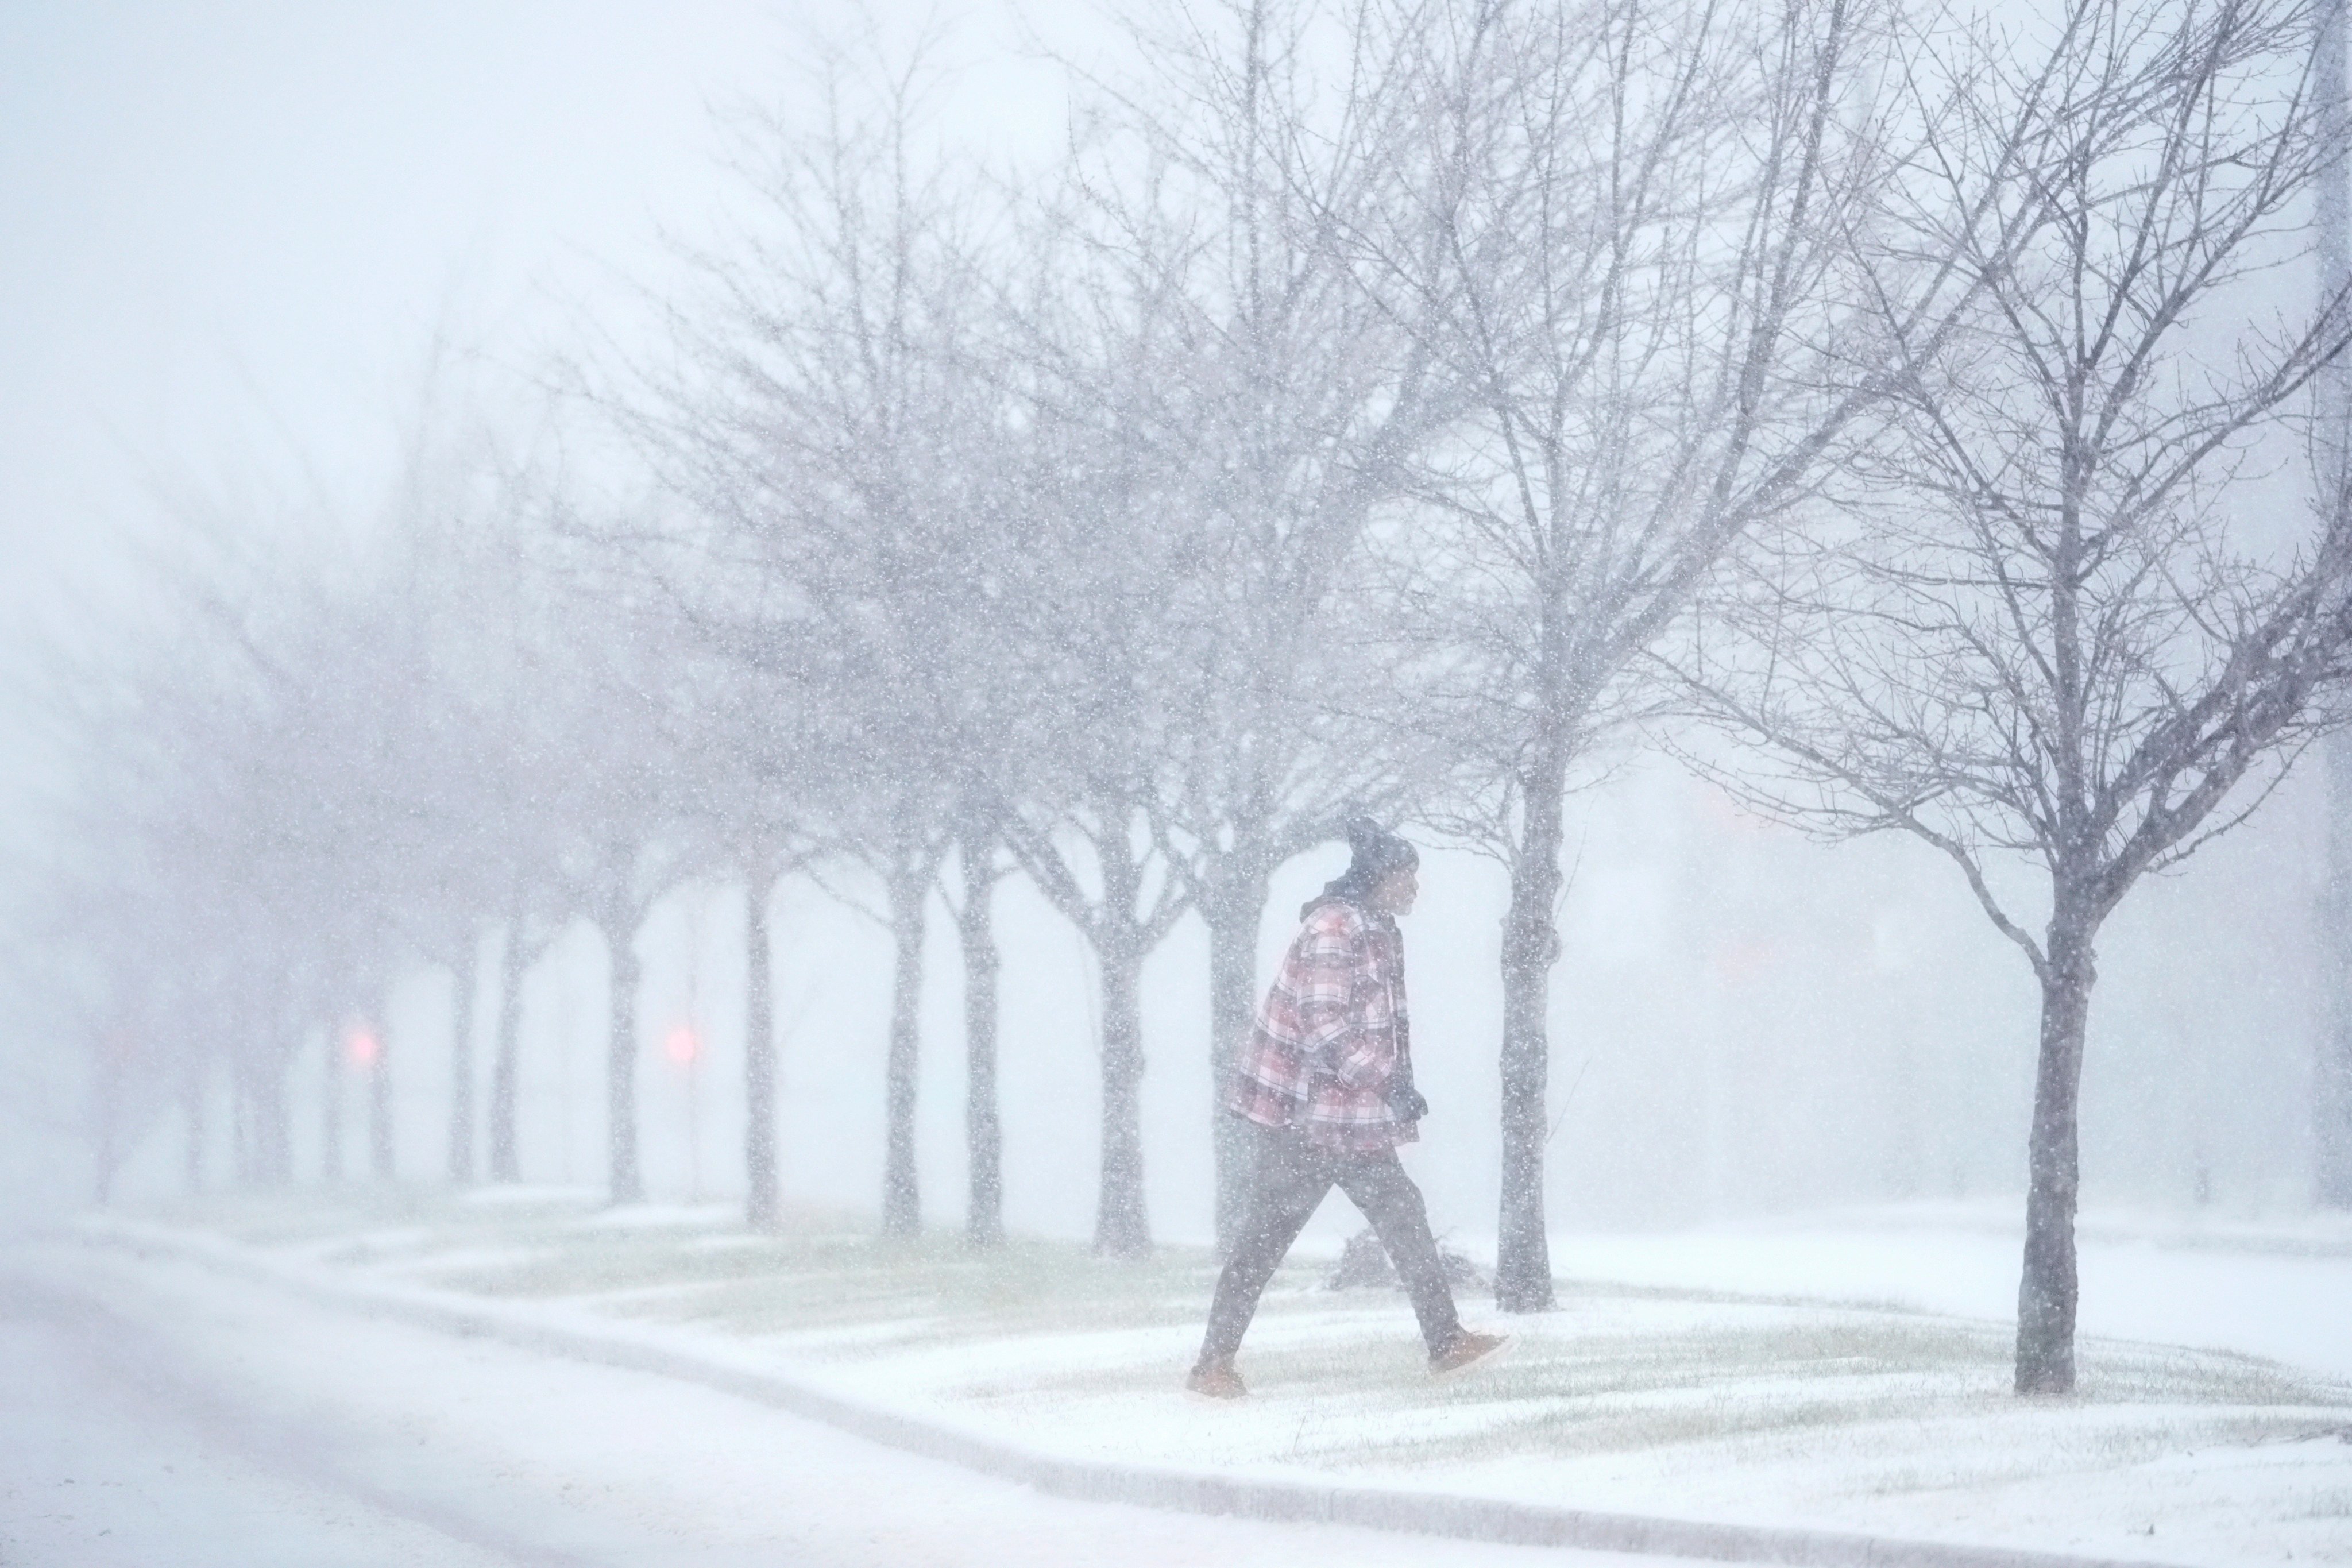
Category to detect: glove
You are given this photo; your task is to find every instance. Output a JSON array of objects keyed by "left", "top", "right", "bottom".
[{"left": 1386, "top": 1078, "right": 1429, "bottom": 1122}]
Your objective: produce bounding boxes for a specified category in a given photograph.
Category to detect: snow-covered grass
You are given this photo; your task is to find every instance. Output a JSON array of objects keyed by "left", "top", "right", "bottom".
[{"left": 111, "top": 1189, "right": 2352, "bottom": 1566}]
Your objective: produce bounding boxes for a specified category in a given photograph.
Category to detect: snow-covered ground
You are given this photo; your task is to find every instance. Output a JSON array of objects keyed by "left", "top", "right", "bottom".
[
  {"left": 0, "top": 1244, "right": 1681, "bottom": 1568},
  {"left": 18, "top": 1193, "right": 2352, "bottom": 1567},
  {"left": 1544, "top": 1202, "right": 2352, "bottom": 1382}
]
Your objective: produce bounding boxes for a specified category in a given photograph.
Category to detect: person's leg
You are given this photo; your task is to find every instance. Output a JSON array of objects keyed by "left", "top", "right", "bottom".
[
  {"left": 1196, "top": 1132, "right": 1331, "bottom": 1368},
  {"left": 1336, "top": 1150, "right": 1463, "bottom": 1355}
]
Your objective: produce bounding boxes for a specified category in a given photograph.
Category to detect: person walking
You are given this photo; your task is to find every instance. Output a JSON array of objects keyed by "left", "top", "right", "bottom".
[{"left": 1188, "top": 820, "right": 1508, "bottom": 1399}]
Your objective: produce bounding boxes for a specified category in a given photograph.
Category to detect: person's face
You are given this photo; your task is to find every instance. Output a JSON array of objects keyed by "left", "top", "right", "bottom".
[{"left": 1370, "top": 864, "right": 1419, "bottom": 916}]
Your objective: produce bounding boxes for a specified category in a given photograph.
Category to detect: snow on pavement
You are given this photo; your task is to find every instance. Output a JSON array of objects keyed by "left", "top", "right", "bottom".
[
  {"left": 0, "top": 1245, "right": 1697, "bottom": 1568},
  {"left": 41, "top": 1195, "right": 2352, "bottom": 1567}
]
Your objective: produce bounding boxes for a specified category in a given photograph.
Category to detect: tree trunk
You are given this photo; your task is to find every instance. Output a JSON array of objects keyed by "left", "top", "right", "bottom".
[
  {"left": 1496, "top": 761, "right": 1568, "bottom": 1312},
  {"left": 368, "top": 1029, "right": 395, "bottom": 1181},
  {"left": 1095, "top": 925, "right": 1152, "bottom": 1259},
  {"left": 744, "top": 867, "right": 781, "bottom": 1231},
  {"left": 487, "top": 920, "right": 525, "bottom": 1183},
  {"left": 1202, "top": 862, "right": 1269, "bottom": 1256},
  {"left": 93, "top": 1040, "right": 125, "bottom": 1205},
  {"left": 184, "top": 1059, "right": 207, "bottom": 1194},
  {"left": 251, "top": 1051, "right": 292, "bottom": 1185},
  {"left": 882, "top": 868, "right": 926, "bottom": 1238},
  {"left": 447, "top": 933, "right": 480, "bottom": 1185},
  {"left": 2016, "top": 910, "right": 2097, "bottom": 1393},
  {"left": 322, "top": 1027, "right": 345, "bottom": 1182},
  {"left": 2319, "top": 737, "right": 2352, "bottom": 1206},
  {"left": 959, "top": 843, "right": 1004, "bottom": 1248},
  {"left": 231, "top": 1059, "right": 252, "bottom": 1186},
  {"left": 2319, "top": 0, "right": 2352, "bottom": 1211},
  {"left": 607, "top": 916, "right": 644, "bottom": 1206}
]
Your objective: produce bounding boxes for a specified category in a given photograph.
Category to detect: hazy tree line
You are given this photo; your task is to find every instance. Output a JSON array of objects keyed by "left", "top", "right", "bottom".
[{"left": 22, "top": 0, "right": 2352, "bottom": 1396}]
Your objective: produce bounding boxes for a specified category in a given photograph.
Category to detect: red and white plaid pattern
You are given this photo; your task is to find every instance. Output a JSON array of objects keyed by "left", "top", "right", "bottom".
[{"left": 1227, "top": 897, "right": 1415, "bottom": 1153}]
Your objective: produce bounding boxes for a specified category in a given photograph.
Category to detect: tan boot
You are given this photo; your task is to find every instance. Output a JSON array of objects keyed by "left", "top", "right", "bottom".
[
  {"left": 1428, "top": 1329, "right": 1510, "bottom": 1376},
  {"left": 1185, "top": 1359, "right": 1248, "bottom": 1399}
]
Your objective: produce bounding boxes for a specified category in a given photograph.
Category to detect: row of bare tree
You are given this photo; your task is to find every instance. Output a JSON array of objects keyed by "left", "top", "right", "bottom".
[{"left": 23, "top": 0, "right": 2352, "bottom": 1396}]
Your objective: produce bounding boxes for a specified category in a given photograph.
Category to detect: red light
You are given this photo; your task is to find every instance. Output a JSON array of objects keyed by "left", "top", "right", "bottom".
[
  {"left": 665, "top": 1026, "right": 700, "bottom": 1066},
  {"left": 347, "top": 1029, "right": 381, "bottom": 1068}
]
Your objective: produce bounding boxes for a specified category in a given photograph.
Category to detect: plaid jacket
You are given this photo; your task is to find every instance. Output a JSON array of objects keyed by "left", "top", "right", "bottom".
[{"left": 1227, "top": 896, "right": 1417, "bottom": 1153}]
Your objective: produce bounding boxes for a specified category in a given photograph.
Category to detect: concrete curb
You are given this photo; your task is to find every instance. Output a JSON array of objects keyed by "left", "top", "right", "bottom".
[{"left": 67, "top": 1219, "right": 2177, "bottom": 1568}]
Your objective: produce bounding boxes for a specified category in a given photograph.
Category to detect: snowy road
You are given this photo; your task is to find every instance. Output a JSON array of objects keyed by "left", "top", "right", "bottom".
[{"left": 0, "top": 1246, "right": 1690, "bottom": 1568}]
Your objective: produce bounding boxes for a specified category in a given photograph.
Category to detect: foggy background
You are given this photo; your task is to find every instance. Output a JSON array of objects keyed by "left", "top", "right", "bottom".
[
  {"left": 96, "top": 774, "right": 2312, "bottom": 1249},
  {"left": 0, "top": 0, "right": 2333, "bottom": 1253}
]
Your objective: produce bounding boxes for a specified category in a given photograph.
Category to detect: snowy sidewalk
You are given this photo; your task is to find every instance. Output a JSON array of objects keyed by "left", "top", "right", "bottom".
[
  {"left": 1540, "top": 1203, "right": 2352, "bottom": 1382},
  {"left": 7, "top": 1243, "right": 1679, "bottom": 1568},
  {"left": 53, "top": 1193, "right": 2352, "bottom": 1568}
]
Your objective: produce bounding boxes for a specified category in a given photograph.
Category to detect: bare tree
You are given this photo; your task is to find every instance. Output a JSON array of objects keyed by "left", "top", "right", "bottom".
[
  {"left": 983, "top": 202, "right": 1213, "bottom": 1258},
  {"left": 943, "top": 824, "right": 1015, "bottom": 1246},
  {"left": 550, "top": 616, "right": 695, "bottom": 1209},
  {"left": 1686, "top": 0, "right": 2352, "bottom": 1392},
  {"left": 700, "top": 725, "right": 821, "bottom": 1234},
  {"left": 1069, "top": 0, "right": 1466, "bottom": 1249},
  {"left": 445, "top": 486, "right": 582, "bottom": 1191},
  {"left": 1364, "top": 0, "right": 1926, "bottom": 1309},
  {"left": 2314, "top": 0, "right": 2352, "bottom": 1209},
  {"left": 30, "top": 483, "right": 473, "bottom": 1196},
  {"left": 482, "top": 907, "right": 543, "bottom": 1183},
  {"left": 603, "top": 32, "right": 1019, "bottom": 1238}
]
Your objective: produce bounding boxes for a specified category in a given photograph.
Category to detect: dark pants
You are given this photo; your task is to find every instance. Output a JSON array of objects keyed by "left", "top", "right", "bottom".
[{"left": 1198, "top": 1126, "right": 1462, "bottom": 1366}]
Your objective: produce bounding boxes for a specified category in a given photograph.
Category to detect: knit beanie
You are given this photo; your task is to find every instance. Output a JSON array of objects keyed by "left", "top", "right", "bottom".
[{"left": 1304, "top": 818, "right": 1420, "bottom": 917}]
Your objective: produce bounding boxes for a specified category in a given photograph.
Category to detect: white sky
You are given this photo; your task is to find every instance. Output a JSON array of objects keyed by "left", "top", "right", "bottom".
[
  {"left": 0, "top": 0, "right": 1115, "bottom": 1211},
  {"left": 0, "top": 1, "right": 1105, "bottom": 628}
]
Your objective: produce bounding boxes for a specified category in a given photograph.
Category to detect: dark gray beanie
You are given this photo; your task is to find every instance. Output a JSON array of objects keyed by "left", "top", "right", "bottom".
[
  {"left": 1306, "top": 817, "right": 1419, "bottom": 916},
  {"left": 1343, "top": 817, "right": 1418, "bottom": 882}
]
